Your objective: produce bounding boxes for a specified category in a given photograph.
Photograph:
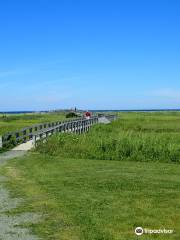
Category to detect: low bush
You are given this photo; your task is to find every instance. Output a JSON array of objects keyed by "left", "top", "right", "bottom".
[{"left": 65, "top": 112, "right": 78, "bottom": 118}]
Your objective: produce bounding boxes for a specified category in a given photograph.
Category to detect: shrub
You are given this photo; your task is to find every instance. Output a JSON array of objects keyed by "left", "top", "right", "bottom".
[{"left": 66, "top": 112, "right": 78, "bottom": 118}]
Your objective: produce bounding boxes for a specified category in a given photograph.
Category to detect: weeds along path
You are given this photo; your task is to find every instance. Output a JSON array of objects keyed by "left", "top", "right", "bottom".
[{"left": 0, "top": 150, "right": 42, "bottom": 240}]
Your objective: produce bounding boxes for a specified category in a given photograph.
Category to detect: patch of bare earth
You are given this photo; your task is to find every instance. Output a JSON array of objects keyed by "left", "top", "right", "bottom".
[{"left": 0, "top": 151, "right": 42, "bottom": 240}]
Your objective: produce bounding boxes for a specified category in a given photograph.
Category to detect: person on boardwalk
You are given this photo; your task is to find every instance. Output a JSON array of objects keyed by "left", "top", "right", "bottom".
[{"left": 84, "top": 111, "right": 91, "bottom": 119}]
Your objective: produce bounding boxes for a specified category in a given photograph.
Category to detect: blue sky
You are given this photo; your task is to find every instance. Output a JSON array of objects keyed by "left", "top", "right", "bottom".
[{"left": 0, "top": 0, "right": 180, "bottom": 110}]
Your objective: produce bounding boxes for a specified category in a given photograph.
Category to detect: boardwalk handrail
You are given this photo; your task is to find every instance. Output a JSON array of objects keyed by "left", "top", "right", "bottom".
[
  {"left": 0, "top": 117, "right": 80, "bottom": 147},
  {"left": 0, "top": 114, "right": 118, "bottom": 148},
  {"left": 32, "top": 116, "right": 99, "bottom": 146}
]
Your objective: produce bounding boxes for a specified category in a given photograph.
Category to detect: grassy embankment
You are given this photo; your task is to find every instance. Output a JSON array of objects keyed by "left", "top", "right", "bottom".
[{"left": 1, "top": 112, "right": 180, "bottom": 240}]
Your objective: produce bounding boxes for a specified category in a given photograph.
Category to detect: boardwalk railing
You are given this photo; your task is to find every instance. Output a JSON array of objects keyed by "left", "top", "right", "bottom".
[
  {"left": 32, "top": 116, "right": 99, "bottom": 146},
  {"left": 0, "top": 114, "right": 117, "bottom": 149}
]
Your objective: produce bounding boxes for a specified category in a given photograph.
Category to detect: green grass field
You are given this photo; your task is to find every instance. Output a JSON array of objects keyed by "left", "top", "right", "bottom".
[
  {"left": 37, "top": 111, "right": 180, "bottom": 163},
  {"left": 1, "top": 112, "right": 180, "bottom": 239},
  {"left": 0, "top": 112, "right": 67, "bottom": 135}
]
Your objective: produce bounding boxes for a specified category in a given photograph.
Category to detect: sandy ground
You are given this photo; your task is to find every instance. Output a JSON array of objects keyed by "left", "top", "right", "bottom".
[
  {"left": 98, "top": 116, "right": 111, "bottom": 124},
  {"left": 0, "top": 149, "right": 42, "bottom": 240},
  {"left": 12, "top": 140, "right": 34, "bottom": 151}
]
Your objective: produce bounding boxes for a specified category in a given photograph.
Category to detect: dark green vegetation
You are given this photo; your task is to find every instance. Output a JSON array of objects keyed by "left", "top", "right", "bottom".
[
  {"left": 37, "top": 111, "right": 180, "bottom": 163},
  {"left": 65, "top": 112, "right": 79, "bottom": 118},
  {"left": 0, "top": 112, "right": 67, "bottom": 135},
  {"left": 1, "top": 112, "right": 180, "bottom": 239}
]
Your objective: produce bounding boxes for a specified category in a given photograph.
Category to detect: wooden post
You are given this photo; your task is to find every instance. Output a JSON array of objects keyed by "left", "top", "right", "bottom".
[
  {"left": 0, "top": 136, "right": 2, "bottom": 148},
  {"left": 83, "top": 120, "right": 85, "bottom": 132},
  {"left": 70, "top": 122, "right": 72, "bottom": 132},
  {"left": 23, "top": 130, "right": 27, "bottom": 143},
  {"left": 29, "top": 128, "right": 33, "bottom": 140},
  {"left": 75, "top": 122, "right": 78, "bottom": 133},
  {"left": 32, "top": 135, "right": 36, "bottom": 147},
  {"left": 79, "top": 121, "right": 82, "bottom": 134}
]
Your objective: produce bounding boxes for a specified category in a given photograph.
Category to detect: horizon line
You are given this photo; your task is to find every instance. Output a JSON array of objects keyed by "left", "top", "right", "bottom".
[{"left": 1, "top": 108, "right": 180, "bottom": 113}]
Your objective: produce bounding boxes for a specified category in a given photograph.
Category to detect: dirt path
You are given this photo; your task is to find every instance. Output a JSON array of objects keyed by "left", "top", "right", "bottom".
[
  {"left": 12, "top": 140, "right": 34, "bottom": 151},
  {"left": 0, "top": 150, "right": 42, "bottom": 240},
  {"left": 0, "top": 150, "right": 27, "bottom": 162},
  {"left": 98, "top": 116, "right": 111, "bottom": 124}
]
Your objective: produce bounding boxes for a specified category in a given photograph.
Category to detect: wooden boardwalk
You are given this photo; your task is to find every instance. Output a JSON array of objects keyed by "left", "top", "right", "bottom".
[{"left": 0, "top": 115, "right": 117, "bottom": 151}]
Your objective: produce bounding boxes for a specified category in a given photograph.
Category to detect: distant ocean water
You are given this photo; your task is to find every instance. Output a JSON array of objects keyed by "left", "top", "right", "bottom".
[
  {"left": 0, "top": 111, "right": 45, "bottom": 114},
  {"left": 1, "top": 109, "right": 180, "bottom": 114},
  {"left": 0, "top": 111, "right": 34, "bottom": 114},
  {"left": 91, "top": 109, "right": 180, "bottom": 112}
]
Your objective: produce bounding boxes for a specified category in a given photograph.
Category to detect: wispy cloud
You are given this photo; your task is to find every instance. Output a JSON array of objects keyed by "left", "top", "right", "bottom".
[
  {"left": 0, "top": 59, "right": 70, "bottom": 78},
  {"left": 149, "top": 88, "right": 180, "bottom": 99},
  {"left": 37, "top": 76, "right": 81, "bottom": 86},
  {"left": 37, "top": 92, "right": 72, "bottom": 103},
  {"left": 0, "top": 68, "right": 35, "bottom": 78},
  {"left": 0, "top": 70, "right": 19, "bottom": 78}
]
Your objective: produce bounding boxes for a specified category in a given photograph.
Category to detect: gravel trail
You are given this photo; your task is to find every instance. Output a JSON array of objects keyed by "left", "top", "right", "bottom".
[{"left": 0, "top": 150, "right": 42, "bottom": 240}]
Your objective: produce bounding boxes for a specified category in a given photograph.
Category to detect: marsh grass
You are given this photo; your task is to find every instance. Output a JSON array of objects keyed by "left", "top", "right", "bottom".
[
  {"left": 0, "top": 112, "right": 67, "bottom": 135},
  {"left": 36, "top": 112, "right": 180, "bottom": 163},
  {"left": 1, "top": 112, "right": 180, "bottom": 239}
]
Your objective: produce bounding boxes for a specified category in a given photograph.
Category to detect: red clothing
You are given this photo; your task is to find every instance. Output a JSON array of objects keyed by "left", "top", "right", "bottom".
[{"left": 85, "top": 112, "right": 91, "bottom": 117}]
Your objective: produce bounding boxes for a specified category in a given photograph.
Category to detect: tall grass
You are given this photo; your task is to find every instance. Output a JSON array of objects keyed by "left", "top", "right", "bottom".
[
  {"left": 0, "top": 112, "right": 67, "bottom": 135},
  {"left": 36, "top": 112, "right": 180, "bottom": 163}
]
